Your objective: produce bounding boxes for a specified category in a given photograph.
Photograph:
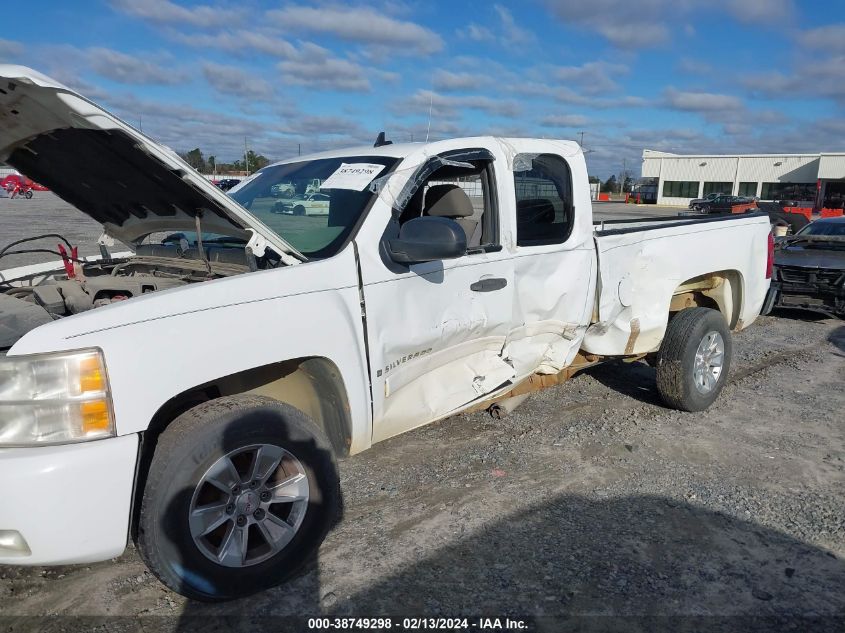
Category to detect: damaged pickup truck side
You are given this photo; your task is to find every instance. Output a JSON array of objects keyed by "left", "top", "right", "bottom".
[{"left": 0, "top": 66, "right": 773, "bottom": 601}]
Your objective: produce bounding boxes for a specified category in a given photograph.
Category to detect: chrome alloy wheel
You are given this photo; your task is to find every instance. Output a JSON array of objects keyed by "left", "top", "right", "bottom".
[
  {"left": 693, "top": 331, "right": 725, "bottom": 394},
  {"left": 188, "top": 444, "right": 310, "bottom": 568}
]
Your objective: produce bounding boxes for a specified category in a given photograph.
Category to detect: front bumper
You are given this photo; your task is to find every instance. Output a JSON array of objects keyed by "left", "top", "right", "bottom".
[
  {"left": 0, "top": 434, "right": 138, "bottom": 565},
  {"left": 765, "top": 266, "right": 845, "bottom": 317}
]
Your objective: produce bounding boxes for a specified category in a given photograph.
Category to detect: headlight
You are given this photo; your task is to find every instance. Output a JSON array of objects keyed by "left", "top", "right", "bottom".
[{"left": 0, "top": 348, "right": 115, "bottom": 446}]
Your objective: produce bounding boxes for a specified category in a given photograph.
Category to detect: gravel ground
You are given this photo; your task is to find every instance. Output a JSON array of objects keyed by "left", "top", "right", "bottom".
[{"left": 0, "top": 194, "right": 843, "bottom": 627}]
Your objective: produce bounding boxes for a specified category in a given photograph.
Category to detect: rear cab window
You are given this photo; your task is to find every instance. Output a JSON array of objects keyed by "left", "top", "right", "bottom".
[{"left": 512, "top": 153, "right": 574, "bottom": 246}]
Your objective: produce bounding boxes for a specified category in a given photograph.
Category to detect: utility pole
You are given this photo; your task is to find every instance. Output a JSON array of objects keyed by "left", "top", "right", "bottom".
[
  {"left": 578, "top": 131, "right": 584, "bottom": 148},
  {"left": 244, "top": 137, "right": 249, "bottom": 176},
  {"left": 621, "top": 158, "right": 626, "bottom": 194},
  {"left": 298, "top": 143, "right": 301, "bottom": 156}
]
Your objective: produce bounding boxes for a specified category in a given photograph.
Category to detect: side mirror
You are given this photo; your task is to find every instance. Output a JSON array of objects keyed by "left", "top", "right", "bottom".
[{"left": 386, "top": 216, "right": 467, "bottom": 264}]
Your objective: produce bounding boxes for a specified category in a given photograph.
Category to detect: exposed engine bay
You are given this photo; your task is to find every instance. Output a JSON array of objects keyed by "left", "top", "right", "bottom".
[{"left": 0, "top": 233, "right": 280, "bottom": 350}]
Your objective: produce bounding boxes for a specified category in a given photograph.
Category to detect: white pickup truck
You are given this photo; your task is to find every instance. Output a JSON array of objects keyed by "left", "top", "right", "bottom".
[{"left": 0, "top": 67, "right": 773, "bottom": 601}]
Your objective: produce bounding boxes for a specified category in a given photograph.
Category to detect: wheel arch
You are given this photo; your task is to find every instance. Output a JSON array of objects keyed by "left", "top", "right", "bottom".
[
  {"left": 669, "top": 269, "right": 744, "bottom": 330},
  {"left": 129, "top": 356, "right": 353, "bottom": 540}
]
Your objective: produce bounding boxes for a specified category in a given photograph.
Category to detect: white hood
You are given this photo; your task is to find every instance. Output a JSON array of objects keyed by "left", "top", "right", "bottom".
[{"left": 0, "top": 65, "right": 302, "bottom": 264}]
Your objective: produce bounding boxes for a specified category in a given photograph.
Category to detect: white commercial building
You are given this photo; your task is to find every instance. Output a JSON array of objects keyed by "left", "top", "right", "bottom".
[{"left": 642, "top": 150, "right": 845, "bottom": 207}]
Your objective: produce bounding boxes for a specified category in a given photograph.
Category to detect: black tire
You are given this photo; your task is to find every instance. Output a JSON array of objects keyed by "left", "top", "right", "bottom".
[
  {"left": 24, "top": 190, "right": 33, "bottom": 199},
  {"left": 655, "top": 307, "right": 732, "bottom": 412},
  {"left": 137, "top": 395, "right": 340, "bottom": 601},
  {"left": 293, "top": 205, "right": 305, "bottom": 216}
]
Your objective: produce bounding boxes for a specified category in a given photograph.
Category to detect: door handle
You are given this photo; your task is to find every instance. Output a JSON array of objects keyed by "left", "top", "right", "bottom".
[{"left": 470, "top": 277, "right": 508, "bottom": 292}]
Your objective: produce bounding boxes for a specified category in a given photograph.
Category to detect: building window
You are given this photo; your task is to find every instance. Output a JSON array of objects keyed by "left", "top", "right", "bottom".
[
  {"left": 662, "top": 181, "right": 699, "bottom": 198},
  {"left": 512, "top": 153, "right": 574, "bottom": 246},
  {"left": 702, "top": 182, "right": 732, "bottom": 196},
  {"left": 738, "top": 182, "right": 757, "bottom": 197},
  {"left": 760, "top": 182, "right": 816, "bottom": 202}
]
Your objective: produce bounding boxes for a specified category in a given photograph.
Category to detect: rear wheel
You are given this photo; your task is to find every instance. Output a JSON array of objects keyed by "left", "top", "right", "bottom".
[
  {"left": 655, "top": 307, "right": 732, "bottom": 412},
  {"left": 137, "top": 395, "right": 340, "bottom": 601}
]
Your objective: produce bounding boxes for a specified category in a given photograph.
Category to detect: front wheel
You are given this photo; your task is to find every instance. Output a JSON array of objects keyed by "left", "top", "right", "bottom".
[
  {"left": 24, "top": 190, "right": 33, "bottom": 199},
  {"left": 293, "top": 205, "right": 306, "bottom": 216},
  {"left": 655, "top": 307, "right": 732, "bottom": 412},
  {"left": 137, "top": 395, "right": 340, "bottom": 601}
]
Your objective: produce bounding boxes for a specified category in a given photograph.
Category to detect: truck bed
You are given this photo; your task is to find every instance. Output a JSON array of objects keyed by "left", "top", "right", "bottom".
[{"left": 582, "top": 212, "right": 772, "bottom": 356}]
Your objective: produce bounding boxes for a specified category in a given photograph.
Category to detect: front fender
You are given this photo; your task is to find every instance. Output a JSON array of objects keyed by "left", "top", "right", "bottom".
[{"left": 9, "top": 248, "right": 373, "bottom": 454}]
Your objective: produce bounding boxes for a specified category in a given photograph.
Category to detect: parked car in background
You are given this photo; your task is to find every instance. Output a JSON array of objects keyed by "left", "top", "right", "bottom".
[
  {"left": 270, "top": 182, "right": 296, "bottom": 198},
  {"left": 688, "top": 192, "right": 723, "bottom": 210},
  {"left": 271, "top": 192, "right": 331, "bottom": 216},
  {"left": 698, "top": 195, "right": 756, "bottom": 214},
  {"left": 762, "top": 216, "right": 845, "bottom": 318},
  {"left": 215, "top": 178, "right": 241, "bottom": 191}
]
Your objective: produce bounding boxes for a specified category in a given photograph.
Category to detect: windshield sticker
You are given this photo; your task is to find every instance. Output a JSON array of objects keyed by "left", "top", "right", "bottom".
[{"left": 320, "top": 163, "right": 386, "bottom": 191}]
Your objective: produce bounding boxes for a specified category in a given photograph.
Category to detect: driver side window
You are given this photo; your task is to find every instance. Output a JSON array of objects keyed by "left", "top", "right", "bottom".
[{"left": 398, "top": 161, "right": 498, "bottom": 252}]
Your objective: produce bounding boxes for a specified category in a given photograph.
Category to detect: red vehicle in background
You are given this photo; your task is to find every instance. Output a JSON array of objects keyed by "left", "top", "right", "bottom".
[
  {"left": 1, "top": 174, "right": 49, "bottom": 193},
  {"left": 1, "top": 174, "right": 48, "bottom": 198}
]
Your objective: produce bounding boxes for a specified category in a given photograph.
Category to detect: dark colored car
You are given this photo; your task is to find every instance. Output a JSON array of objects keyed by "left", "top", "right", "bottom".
[
  {"left": 762, "top": 216, "right": 845, "bottom": 318},
  {"left": 215, "top": 178, "right": 241, "bottom": 191},
  {"left": 698, "top": 195, "right": 755, "bottom": 214},
  {"left": 688, "top": 192, "right": 723, "bottom": 210}
]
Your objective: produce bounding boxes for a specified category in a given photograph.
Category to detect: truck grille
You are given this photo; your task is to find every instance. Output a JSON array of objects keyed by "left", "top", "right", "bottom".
[{"left": 778, "top": 266, "right": 845, "bottom": 288}]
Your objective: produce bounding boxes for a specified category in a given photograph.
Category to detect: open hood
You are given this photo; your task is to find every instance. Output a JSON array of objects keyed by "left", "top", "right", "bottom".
[{"left": 0, "top": 65, "right": 302, "bottom": 264}]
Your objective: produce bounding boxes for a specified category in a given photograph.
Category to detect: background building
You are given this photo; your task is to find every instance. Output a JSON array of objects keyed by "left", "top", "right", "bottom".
[{"left": 642, "top": 150, "right": 845, "bottom": 208}]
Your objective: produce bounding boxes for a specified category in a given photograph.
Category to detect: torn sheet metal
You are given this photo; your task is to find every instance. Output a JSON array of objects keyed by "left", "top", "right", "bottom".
[
  {"left": 583, "top": 215, "right": 771, "bottom": 356},
  {"left": 377, "top": 346, "right": 515, "bottom": 441},
  {"left": 504, "top": 242, "right": 596, "bottom": 379},
  {"left": 363, "top": 250, "right": 516, "bottom": 444},
  {"left": 368, "top": 154, "right": 476, "bottom": 213}
]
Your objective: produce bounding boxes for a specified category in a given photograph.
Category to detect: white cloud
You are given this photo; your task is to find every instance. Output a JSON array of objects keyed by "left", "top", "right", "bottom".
[
  {"left": 108, "top": 0, "right": 232, "bottom": 28},
  {"left": 431, "top": 70, "right": 487, "bottom": 92},
  {"left": 744, "top": 55, "right": 845, "bottom": 105},
  {"left": 676, "top": 57, "right": 713, "bottom": 75},
  {"left": 552, "top": 61, "right": 628, "bottom": 93},
  {"left": 0, "top": 38, "right": 23, "bottom": 60},
  {"left": 541, "top": 0, "right": 794, "bottom": 48},
  {"left": 723, "top": 0, "right": 794, "bottom": 23},
  {"left": 541, "top": 114, "right": 589, "bottom": 127},
  {"left": 663, "top": 88, "right": 744, "bottom": 112},
  {"left": 287, "top": 115, "right": 365, "bottom": 136},
  {"left": 167, "top": 29, "right": 298, "bottom": 59},
  {"left": 86, "top": 47, "right": 187, "bottom": 85},
  {"left": 460, "top": 4, "right": 535, "bottom": 49},
  {"left": 202, "top": 62, "right": 274, "bottom": 99},
  {"left": 795, "top": 24, "right": 845, "bottom": 54},
  {"left": 396, "top": 89, "right": 521, "bottom": 118},
  {"left": 493, "top": 4, "right": 535, "bottom": 47},
  {"left": 278, "top": 44, "right": 372, "bottom": 92},
  {"left": 267, "top": 5, "right": 443, "bottom": 55},
  {"left": 464, "top": 24, "right": 494, "bottom": 41}
]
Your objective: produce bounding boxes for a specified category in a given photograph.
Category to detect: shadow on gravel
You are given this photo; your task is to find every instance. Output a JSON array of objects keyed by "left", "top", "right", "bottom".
[
  {"left": 828, "top": 326, "right": 845, "bottom": 355},
  {"left": 583, "top": 360, "right": 664, "bottom": 407},
  {"left": 769, "top": 307, "right": 832, "bottom": 322},
  {"left": 164, "top": 494, "right": 844, "bottom": 632}
]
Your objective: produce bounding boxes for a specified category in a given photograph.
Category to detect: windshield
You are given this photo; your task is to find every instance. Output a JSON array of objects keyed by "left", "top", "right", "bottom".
[
  {"left": 230, "top": 156, "right": 399, "bottom": 257},
  {"left": 795, "top": 221, "right": 845, "bottom": 237}
]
